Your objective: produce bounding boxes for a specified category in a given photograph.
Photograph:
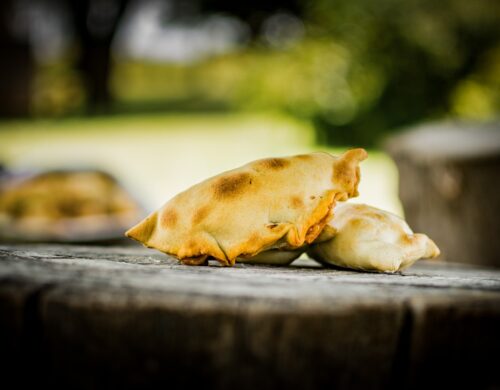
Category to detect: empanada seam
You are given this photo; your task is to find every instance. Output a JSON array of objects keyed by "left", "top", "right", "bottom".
[{"left": 210, "top": 233, "right": 230, "bottom": 262}]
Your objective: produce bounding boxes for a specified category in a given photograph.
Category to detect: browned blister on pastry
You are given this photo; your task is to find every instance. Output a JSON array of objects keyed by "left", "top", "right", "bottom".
[{"left": 126, "top": 149, "right": 367, "bottom": 266}]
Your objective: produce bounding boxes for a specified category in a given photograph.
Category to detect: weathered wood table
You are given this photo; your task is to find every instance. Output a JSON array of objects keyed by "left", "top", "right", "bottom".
[{"left": 1, "top": 244, "right": 499, "bottom": 389}]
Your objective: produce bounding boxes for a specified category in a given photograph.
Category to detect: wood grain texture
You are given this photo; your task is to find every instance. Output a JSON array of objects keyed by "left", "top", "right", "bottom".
[{"left": 1, "top": 244, "right": 500, "bottom": 389}]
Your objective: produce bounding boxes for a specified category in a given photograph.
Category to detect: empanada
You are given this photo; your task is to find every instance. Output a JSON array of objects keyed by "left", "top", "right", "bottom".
[
  {"left": 126, "top": 149, "right": 367, "bottom": 266},
  {"left": 307, "top": 203, "right": 440, "bottom": 272},
  {"left": 0, "top": 170, "right": 142, "bottom": 242}
]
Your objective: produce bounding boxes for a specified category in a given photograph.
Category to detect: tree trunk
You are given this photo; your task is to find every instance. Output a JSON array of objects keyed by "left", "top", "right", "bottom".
[
  {"left": 68, "top": 0, "right": 129, "bottom": 113},
  {"left": 386, "top": 121, "right": 500, "bottom": 268},
  {"left": 0, "top": 1, "right": 34, "bottom": 117}
]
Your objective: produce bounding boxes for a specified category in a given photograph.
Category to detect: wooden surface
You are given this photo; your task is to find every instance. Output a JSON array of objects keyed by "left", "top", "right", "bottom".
[{"left": 1, "top": 244, "right": 500, "bottom": 389}]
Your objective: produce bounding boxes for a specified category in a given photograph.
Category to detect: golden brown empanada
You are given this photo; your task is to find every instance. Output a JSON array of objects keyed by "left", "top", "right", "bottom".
[
  {"left": 307, "top": 203, "right": 440, "bottom": 272},
  {"left": 126, "top": 149, "right": 367, "bottom": 266},
  {"left": 0, "top": 170, "right": 142, "bottom": 242}
]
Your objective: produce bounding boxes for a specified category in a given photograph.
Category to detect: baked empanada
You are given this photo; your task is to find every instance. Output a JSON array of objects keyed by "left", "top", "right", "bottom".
[
  {"left": 0, "top": 170, "right": 142, "bottom": 242},
  {"left": 307, "top": 203, "right": 440, "bottom": 272},
  {"left": 126, "top": 149, "right": 367, "bottom": 266}
]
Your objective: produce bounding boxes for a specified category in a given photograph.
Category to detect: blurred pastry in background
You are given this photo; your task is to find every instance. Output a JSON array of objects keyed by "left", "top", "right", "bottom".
[{"left": 0, "top": 169, "right": 144, "bottom": 243}]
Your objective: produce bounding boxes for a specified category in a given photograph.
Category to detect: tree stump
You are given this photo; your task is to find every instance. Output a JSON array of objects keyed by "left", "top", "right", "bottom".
[
  {"left": 1, "top": 244, "right": 500, "bottom": 389},
  {"left": 386, "top": 121, "right": 500, "bottom": 267}
]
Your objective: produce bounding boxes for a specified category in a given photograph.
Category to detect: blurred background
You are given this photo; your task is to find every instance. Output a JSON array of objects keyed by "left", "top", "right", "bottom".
[{"left": 0, "top": 0, "right": 499, "bottom": 246}]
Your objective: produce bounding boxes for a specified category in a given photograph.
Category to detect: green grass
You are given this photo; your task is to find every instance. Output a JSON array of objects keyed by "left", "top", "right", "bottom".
[{"left": 0, "top": 111, "right": 402, "bottom": 215}]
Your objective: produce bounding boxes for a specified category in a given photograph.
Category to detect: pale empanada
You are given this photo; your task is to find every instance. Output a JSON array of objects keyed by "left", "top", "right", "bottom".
[
  {"left": 126, "top": 149, "right": 367, "bottom": 266},
  {"left": 307, "top": 203, "right": 440, "bottom": 272}
]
